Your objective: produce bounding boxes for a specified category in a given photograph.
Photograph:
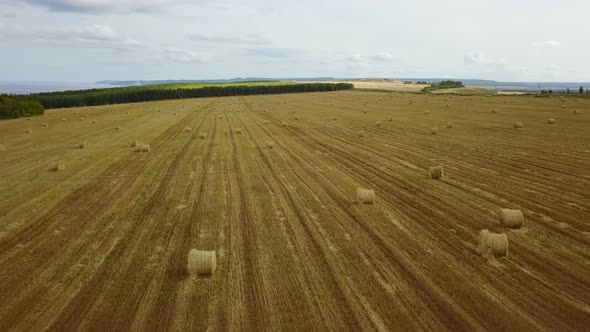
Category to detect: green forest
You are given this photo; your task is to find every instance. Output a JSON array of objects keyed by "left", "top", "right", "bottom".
[
  {"left": 33, "top": 82, "right": 354, "bottom": 109},
  {"left": 0, "top": 95, "right": 45, "bottom": 119},
  {"left": 421, "top": 80, "right": 465, "bottom": 93}
]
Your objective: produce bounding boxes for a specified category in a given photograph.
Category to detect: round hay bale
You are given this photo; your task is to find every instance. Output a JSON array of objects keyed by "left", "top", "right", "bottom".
[
  {"left": 42, "top": 123, "right": 48, "bottom": 127},
  {"left": 281, "top": 122, "right": 288, "bottom": 127},
  {"left": 92, "top": 121, "right": 96, "bottom": 124},
  {"left": 376, "top": 121, "right": 382, "bottom": 127},
  {"left": 498, "top": 208, "right": 524, "bottom": 229},
  {"left": 77, "top": 142, "right": 86, "bottom": 149},
  {"left": 116, "top": 126, "right": 122, "bottom": 130},
  {"left": 199, "top": 133, "right": 207, "bottom": 139},
  {"left": 387, "top": 117, "right": 393, "bottom": 122},
  {"left": 25, "top": 129, "right": 32, "bottom": 134},
  {"left": 187, "top": 249, "right": 217, "bottom": 276},
  {"left": 294, "top": 116, "right": 299, "bottom": 120},
  {"left": 356, "top": 188, "right": 375, "bottom": 204},
  {"left": 26, "top": 118, "right": 31, "bottom": 121},
  {"left": 50, "top": 160, "right": 66, "bottom": 171},
  {"left": 430, "top": 127, "right": 438, "bottom": 135},
  {"left": 62, "top": 118, "right": 67, "bottom": 122},
  {"left": 184, "top": 126, "right": 192, "bottom": 133},
  {"left": 573, "top": 110, "right": 581, "bottom": 115},
  {"left": 130, "top": 140, "right": 138, "bottom": 148},
  {"left": 266, "top": 141, "right": 274, "bottom": 149},
  {"left": 513, "top": 121, "right": 523, "bottom": 129},
  {"left": 235, "top": 128, "right": 243, "bottom": 134},
  {"left": 547, "top": 118, "right": 557, "bottom": 124},
  {"left": 0, "top": 144, "right": 6, "bottom": 151},
  {"left": 477, "top": 229, "right": 508, "bottom": 258},
  {"left": 173, "top": 112, "right": 177, "bottom": 115},
  {"left": 446, "top": 122, "right": 453, "bottom": 128},
  {"left": 218, "top": 116, "right": 223, "bottom": 119},
  {"left": 429, "top": 165, "right": 444, "bottom": 179},
  {"left": 424, "top": 111, "right": 431, "bottom": 115},
  {"left": 358, "top": 130, "right": 365, "bottom": 137},
  {"left": 331, "top": 116, "right": 337, "bottom": 121},
  {"left": 263, "top": 120, "right": 269, "bottom": 124},
  {"left": 136, "top": 144, "right": 151, "bottom": 153},
  {"left": 491, "top": 109, "right": 498, "bottom": 113}
]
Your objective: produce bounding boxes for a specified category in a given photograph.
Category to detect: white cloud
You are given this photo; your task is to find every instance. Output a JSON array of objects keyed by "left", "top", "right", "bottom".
[
  {"left": 347, "top": 54, "right": 363, "bottom": 62},
  {"left": 165, "top": 48, "right": 209, "bottom": 63},
  {"left": 20, "top": 0, "right": 182, "bottom": 14},
  {"left": 464, "top": 51, "right": 505, "bottom": 66},
  {"left": 74, "top": 24, "right": 118, "bottom": 41},
  {"left": 41, "top": 24, "right": 142, "bottom": 50},
  {"left": 238, "top": 47, "right": 292, "bottom": 59},
  {"left": 189, "top": 33, "right": 268, "bottom": 45},
  {"left": 374, "top": 52, "right": 393, "bottom": 61},
  {"left": 533, "top": 40, "right": 562, "bottom": 47}
]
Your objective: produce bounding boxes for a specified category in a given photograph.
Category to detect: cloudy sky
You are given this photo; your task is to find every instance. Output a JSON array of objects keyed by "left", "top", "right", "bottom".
[{"left": 0, "top": 0, "right": 588, "bottom": 82}]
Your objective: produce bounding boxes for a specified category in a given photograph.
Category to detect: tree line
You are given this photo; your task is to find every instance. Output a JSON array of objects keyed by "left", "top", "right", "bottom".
[
  {"left": 0, "top": 95, "right": 45, "bottom": 119},
  {"left": 421, "top": 80, "right": 464, "bottom": 93},
  {"left": 33, "top": 83, "right": 354, "bottom": 109}
]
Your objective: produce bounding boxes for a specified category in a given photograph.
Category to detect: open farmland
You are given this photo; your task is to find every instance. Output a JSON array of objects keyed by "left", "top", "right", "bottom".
[
  {"left": 1, "top": 91, "right": 589, "bottom": 330},
  {"left": 327, "top": 80, "right": 428, "bottom": 92}
]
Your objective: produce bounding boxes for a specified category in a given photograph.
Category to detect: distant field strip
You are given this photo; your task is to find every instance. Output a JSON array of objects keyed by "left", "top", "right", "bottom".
[{"left": 0, "top": 91, "right": 589, "bottom": 330}]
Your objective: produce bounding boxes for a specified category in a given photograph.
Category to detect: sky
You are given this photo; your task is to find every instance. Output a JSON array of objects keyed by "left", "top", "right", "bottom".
[{"left": 0, "top": 0, "right": 589, "bottom": 82}]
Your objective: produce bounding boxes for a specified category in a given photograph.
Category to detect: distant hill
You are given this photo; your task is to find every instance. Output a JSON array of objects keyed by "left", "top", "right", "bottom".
[
  {"left": 431, "top": 87, "right": 496, "bottom": 95},
  {"left": 97, "top": 77, "right": 590, "bottom": 93},
  {"left": 97, "top": 77, "right": 335, "bottom": 86}
]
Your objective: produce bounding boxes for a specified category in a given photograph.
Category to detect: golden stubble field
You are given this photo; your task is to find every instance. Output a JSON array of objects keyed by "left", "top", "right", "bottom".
[{"left": 0, "top": 91, "right": 589, "bottom": 331}]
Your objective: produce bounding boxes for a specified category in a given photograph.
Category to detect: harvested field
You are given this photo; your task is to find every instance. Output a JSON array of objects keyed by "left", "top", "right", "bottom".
[{"left": 0, "top": 91, "right": 589, "bottom": 330}]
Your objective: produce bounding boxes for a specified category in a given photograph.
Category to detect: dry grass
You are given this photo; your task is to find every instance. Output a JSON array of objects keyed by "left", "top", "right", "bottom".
[
  {"left": 498, "top": 209, "right": 524, "bottom": 229},
  {"left": 478, "top": 230, "right": 508, "bottom": 258},
  {"left": 49, "top": 160, "right": 66, "bottom": 172},
  {"left": 356, "top": 188, "right": 375, "bottom": 204},
  {"left": 429, "top": 166, "right": 444, "bottom": 179},
  {"left": 136, "top": 144, "right": 151, "bottom": 153},
  {"left": 187, "top": 249, "right": 217, "bottom": 276}
]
